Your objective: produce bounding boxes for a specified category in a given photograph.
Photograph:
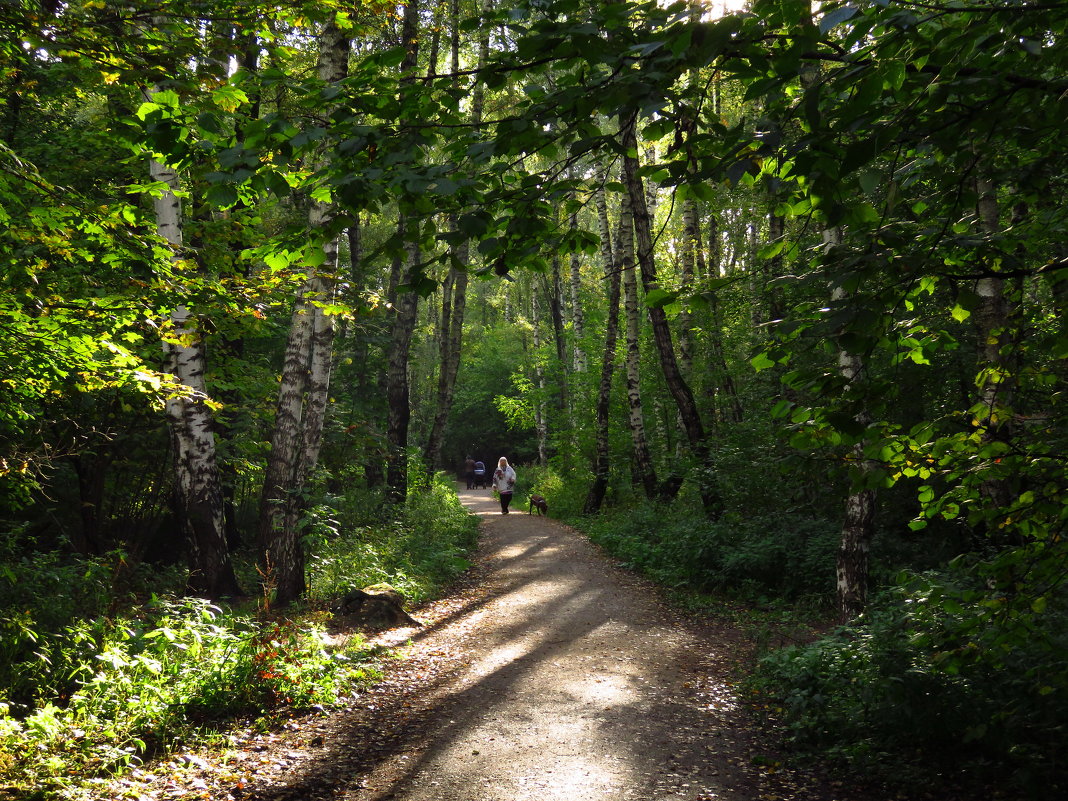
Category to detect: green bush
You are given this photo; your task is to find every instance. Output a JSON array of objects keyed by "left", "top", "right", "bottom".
[
  {"left": 0, "top": 468, "right": 480, "bottom": 798},
  {"left": 577, "top": 500, "right": 838, "bottom": 601},
  {"left": 306, "top": 470, "right": 478, "bottom": 604},
  {"left": 0, "top": 597, "right": 379, "bottom": 796},
  {"left": 752, "top": 554, "right": 1068, "bottom": 793},
  {"left": 0, "top": 534, "right": 185, "bottom": 716}
]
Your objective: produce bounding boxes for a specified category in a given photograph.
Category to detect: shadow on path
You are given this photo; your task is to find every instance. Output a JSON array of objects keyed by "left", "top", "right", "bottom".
[{"left": 231, "top": 483, "right": 848, "bottom": 801}]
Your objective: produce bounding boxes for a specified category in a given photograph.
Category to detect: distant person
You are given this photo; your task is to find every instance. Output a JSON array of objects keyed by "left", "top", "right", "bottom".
[
  {"left": 493, "top": 457, "right": 516, "bottom": 514},
  {"left": 464, "top": 456, "right": 476, "bottom": 489},
  {"left": 473, "top": 459, "right": 486, "bottom": 488}
]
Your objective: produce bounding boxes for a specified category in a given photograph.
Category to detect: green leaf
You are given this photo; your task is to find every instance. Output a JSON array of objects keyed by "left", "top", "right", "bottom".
[
  {"left": 819, "top": 5, "right": 858, "bottom": 35},
  {"left": 644, "top": 288, "right": 678, "bottom": 308},
  {"left": 858, "top": 171, "right": 880, "bottom": 196},
  {"left": 641, "top": 118, "right": 674, "bottom": 142},
  {"left": 205, "top": 184, "right": 238, "bottom": 208},
  {"left": 751, "top": 351, "right": 775, "bottom": 371},
  {"left": 377, "top": 46, "right": 408, "bottom": 68},
  {"left": 135, "top": 101, "right": 160, "bottom": 121}
]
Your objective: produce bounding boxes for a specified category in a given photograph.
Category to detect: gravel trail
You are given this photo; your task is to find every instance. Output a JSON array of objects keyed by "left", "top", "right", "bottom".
[{"left": 110, "top": 483, "right": 858, "bottom": 801}]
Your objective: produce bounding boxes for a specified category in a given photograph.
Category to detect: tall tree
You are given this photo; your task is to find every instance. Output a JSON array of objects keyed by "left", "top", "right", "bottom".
[
  {"left": 422, "top": 0, "right": 493, "bottom": 472},
  {"left": 620, "top": 111, "right": 718, "bottom": 513},
  {"left": 583, "top": 177, "right": 622, "bottom": 514},
  {"left": 384, "top": 0, "right": 423, "bottom": 503},
  {"left": 258, "top": 16, "right": 350, "bottom": 605},
  {"left": 143, "top": 10, "right": 241, "bottom": 599},
  {"left": 619, "top": 183, "right": 657, "bottom": 497}
]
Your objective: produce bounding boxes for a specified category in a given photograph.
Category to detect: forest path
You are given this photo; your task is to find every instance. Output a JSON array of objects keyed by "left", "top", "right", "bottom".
[
  {"left": 110, "top": 483, "right": 856, "bottom": 801},
  {"left": 336, "top": 484, "right": 759, "bottom": 801}
]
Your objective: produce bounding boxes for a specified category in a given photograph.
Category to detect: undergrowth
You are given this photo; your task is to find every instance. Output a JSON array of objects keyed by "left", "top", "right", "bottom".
[
  {"left": 0, "top": 470, "right": 478, "bottom": 800},
  {"left": 750, "top": 558, "right": 1068, "bottom": 797}
]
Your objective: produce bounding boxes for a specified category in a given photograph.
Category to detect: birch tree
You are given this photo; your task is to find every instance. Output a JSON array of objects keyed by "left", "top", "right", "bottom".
[
  {"left": 423, "top": 0, "right": 493, "bottom": 472},
  {"left": 258, "top": 17, "right": 350, "bottom": 605},
  {"left": 620, "top": 184, "right": 657, "bottom": 497},
  {"left": 620, "top": 111, "right": 718, "bottom": 513},
  {"left": 583, "top": 178, "right": 623, "bottom": 514},
  {"left": 141, "top": 9, "right": 241, "bottom": 599}
]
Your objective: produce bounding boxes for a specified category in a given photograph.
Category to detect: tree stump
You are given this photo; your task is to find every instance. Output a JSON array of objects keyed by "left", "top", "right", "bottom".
[{"left": 334, "top": 583, "right": 422, "bottom": 629}]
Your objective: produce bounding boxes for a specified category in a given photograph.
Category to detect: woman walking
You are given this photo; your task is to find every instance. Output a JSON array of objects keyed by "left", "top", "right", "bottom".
[{"left": 493, "top": 457, "right": 517, "bottom": 514}]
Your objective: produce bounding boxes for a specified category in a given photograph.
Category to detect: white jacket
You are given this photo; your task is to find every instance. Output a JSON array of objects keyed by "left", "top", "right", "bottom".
[{"left": 493, "top": 466, "right": 516, "bottom": 493}]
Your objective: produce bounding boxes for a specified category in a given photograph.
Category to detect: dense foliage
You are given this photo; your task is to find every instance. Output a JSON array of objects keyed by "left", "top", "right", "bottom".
[
  {"left": 1, "top": 0, "right": 1065, "bottom": 795},
  {"left": 0, "top": 472, "right": 476, "bottom": 798}
]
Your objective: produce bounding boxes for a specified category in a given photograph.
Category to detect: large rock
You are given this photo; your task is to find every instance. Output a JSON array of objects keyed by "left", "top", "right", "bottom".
[{"left": 334, "top": 583, "right": 421, "bottom": 630}]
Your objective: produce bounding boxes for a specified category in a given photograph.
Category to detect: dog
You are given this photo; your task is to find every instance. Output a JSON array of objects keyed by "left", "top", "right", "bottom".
[{"left": 528, "top": 494, "right": 548, "bottom": 516}]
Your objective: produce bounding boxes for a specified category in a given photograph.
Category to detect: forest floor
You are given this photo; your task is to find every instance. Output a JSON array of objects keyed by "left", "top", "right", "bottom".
[{"left": 107, "top": 485, "right": 928, "bottom": 801}]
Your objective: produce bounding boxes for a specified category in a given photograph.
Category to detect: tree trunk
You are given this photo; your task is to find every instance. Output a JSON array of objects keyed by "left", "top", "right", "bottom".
[
  {"left": 583, "top": 182, "right": 622, "bottom": 514},
  {"left": 568, "top": 211, "right": 587, "bottom": 373},
  {"left": 386, "top": 235, "right": 420, "bottom": 503},
  {"left": 258, "top": 19, "right": 349, "bottom": 605},
  {"left": 423, "top": 247, "right": 468, "bottom": 472},
  {"left": 549, "top": 252, "right": 569, "bottom": 413},
  {"left": 152, "top": 153, "right": 241, "bottom": 599},
  {"left": 702, "top": 208, "right": 744, "bottom": 424},
  {"left": 620, "top": 111, "right": 718, "bottom": 514},
  {"left": 972, "top": 176, "right": 1016, "bottom": 514},
  {"left": 384, "top": 0, "right": 423, "bottom": 503},
  {"left": 531, "top": 284, "right": 549, "bottom": 468},
  {"left": 421, "top": 1, "right": 492, "bottom": 473},
  {"left": 826, "top": 226, "right": 877, "bottom": 622},
  {"left": 678, "top": 196, "right": 698, "bottom": 378},
  {"left": 620, "top": 185, "right": 657, "bottom": 498}
]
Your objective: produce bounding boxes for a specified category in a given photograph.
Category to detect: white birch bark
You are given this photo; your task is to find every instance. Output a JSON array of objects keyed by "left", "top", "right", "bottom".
[
  {"left": 531, "top": 285, "right": 548, "bottom": 468},
  {"left": 259, "top": 19, "right": 349, "bottom": 604},
  {"left": 825, "top": 226, "right": 877, "bottom": 621},
  {"left": 149, "top": 89, "right": 239, "bottom": 598},
  {"left": 568, "top": 212, "right": 587, "bottom": 373},
  {"left": 582, "top": 180, "right": 623, "bottom": 514},
  {"left": 620, "top": 185, "right": 657, "bottom": 498}
]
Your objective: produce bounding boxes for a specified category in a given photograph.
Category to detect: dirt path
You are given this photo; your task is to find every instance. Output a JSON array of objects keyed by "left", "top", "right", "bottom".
[
  {"left": 345, "top": 485, "right": 761, "bottom": 801},
  {"left": 111, "top": 485, "right": 857, "bottom": 801}
]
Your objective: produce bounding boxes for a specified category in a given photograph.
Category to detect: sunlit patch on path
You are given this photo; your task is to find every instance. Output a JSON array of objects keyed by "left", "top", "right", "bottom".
[{"left": 342, "top": 483, "right": 763, "bottom": 801}]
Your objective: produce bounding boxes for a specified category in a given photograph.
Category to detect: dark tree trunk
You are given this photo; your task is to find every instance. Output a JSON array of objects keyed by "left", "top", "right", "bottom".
[
  {"left": 583, "top": 182, "right": 622, "bottom": 515},
  {"left": 620, "top": 111, "right": 719, "bottom": 515}
]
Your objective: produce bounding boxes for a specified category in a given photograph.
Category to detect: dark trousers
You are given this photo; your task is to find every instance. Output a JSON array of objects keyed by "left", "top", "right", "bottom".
[
  {"left": 499, "top": 491, "right": 513, "bottom": 513},
  {"left": 465, "top": 471, "right": 475, "bottom": 489}
]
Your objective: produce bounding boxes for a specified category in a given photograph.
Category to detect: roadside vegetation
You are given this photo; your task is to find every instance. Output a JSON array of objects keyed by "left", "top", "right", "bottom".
[{"left": 0, "top": 472, "right": 477, "bottom": 800}]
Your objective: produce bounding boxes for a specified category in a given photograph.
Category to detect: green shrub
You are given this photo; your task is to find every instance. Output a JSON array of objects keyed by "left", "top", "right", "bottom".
[
  {"left": 0, "top": 534, "right": 184, "bottom": 715},
  {"left": 752, "top": 553, "right": 1068, "bottom": 793},
  {"left": 0, "top": 468, "right": 478, "bottom": 798},
  {"left": 306, "top": 470, "right": 478, "bottom": 604},
  {"left": 577, "top": 500, "right": 838, "bottom": 601},
  {"left": 0, "top": 597, "right": 379, "bottom": 796}
]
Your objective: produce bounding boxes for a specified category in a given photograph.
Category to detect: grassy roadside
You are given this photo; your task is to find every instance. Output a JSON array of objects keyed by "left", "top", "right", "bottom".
[{"left": 0, "top": 473, "right": 478, "bottom": 801}]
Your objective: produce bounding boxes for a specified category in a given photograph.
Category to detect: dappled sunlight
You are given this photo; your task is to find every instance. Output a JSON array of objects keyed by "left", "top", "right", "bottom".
[
  {"left": 511, "top": 755, "right": 627, "bottom": 799},
  {"left": 560, "top": 670, "right": 636, "bottom": 707}
]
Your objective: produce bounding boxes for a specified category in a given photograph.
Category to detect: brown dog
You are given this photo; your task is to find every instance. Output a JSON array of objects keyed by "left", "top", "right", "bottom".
[{"left": 528, "top": 494, "right": 548, "bottom": 516}]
